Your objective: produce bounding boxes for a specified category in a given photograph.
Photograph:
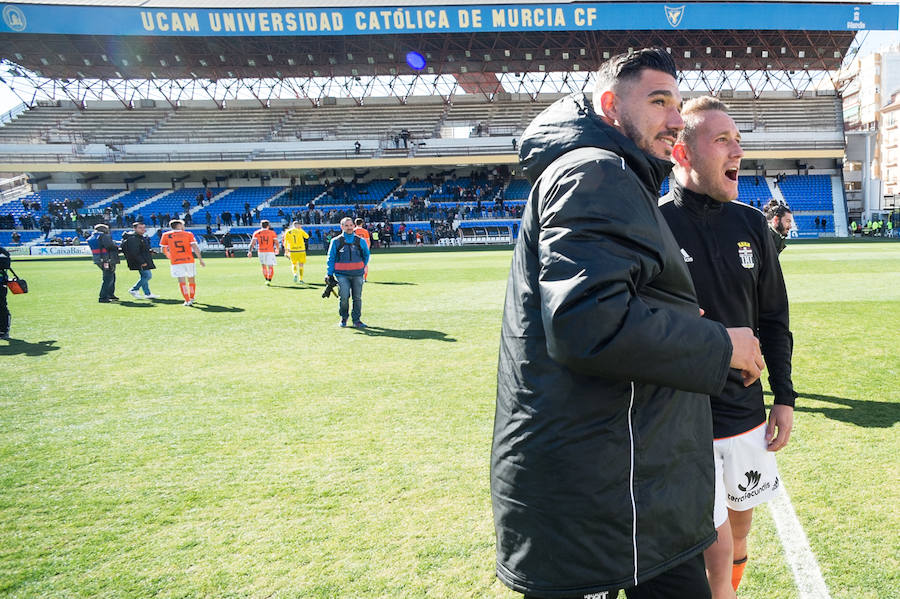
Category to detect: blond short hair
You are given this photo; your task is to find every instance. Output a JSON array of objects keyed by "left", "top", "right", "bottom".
[{"left": 678, "top": 96, "right": 731, "bottom": 147}]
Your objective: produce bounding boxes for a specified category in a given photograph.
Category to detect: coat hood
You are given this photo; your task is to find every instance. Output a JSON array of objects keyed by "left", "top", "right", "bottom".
[{"left": 518, "top": 93, "right": 672, "bottom": 194}]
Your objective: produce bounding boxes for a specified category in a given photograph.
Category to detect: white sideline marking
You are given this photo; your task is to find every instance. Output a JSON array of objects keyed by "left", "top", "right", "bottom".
[{"left": 768, "top": 485, "right": 832, "bottom": 598}]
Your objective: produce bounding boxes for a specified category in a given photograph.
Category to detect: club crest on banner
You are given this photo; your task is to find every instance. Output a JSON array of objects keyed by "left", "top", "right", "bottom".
[
  {"left": 2, "top": 5, "right": 27, "bottom": 32},
  {"left": 664, "top": 5, "right": 685, "bottom": 28},
  {"left": 737, "top": 241, "right": 755, "bottom": 269}
]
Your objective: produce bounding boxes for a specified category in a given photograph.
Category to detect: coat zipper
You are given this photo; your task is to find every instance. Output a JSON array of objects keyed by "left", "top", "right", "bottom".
[{"left": 627, "top": 380, "right": 638, "bottom": 586}]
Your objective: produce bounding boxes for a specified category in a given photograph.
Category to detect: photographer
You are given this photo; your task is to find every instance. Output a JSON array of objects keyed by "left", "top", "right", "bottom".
[
  {"left": 0, "top": 245, "right": 9, "bottom": 339},
  {"left": 326, "top": 217, "right": 369, "bottom": 328},
  {"left": 87, "top": 223, "right": 120, "bottom": 303}
]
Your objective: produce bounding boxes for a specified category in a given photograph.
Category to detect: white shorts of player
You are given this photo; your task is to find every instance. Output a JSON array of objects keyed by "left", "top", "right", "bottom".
[
  {"left": 170, "top": 262, "right": 196, "bottom": 278},
  {"left": 258, "top": 251, "right": 277, "bottom": 266},
  {"left": 713, "top": 422, "right": 781, "bottom": 527}
]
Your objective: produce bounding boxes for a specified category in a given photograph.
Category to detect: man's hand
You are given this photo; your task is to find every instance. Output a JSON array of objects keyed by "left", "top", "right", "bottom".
[
  {"left": 726, "top": 327, "right": 765, "bottom": 387},
  {"left": 766, "top": 404, "right": 793, "bottom": 451},
  {"left": 247, "top": 251, "right": 253, "bottom": 257},
  {"left": 198, "top": 258, "right": 206, "bottom": 267}
]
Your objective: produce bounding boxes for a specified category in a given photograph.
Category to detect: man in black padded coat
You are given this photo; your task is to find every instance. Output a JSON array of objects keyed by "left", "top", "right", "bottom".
[{"left": 491, "top": 49, "right": 765, "bottom": 599}]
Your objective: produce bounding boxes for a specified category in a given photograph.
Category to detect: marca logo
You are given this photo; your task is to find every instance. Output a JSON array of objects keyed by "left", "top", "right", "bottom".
[
  {"left": 2, "top": 5, "right": 26, "bottom": 32},
  {"left": 738, "top": 470, "right": 761, "bottom": 492},
  {"left": 584, "top": 592, "right": 609, "bottom": 599},
  {"left": 664, "top": 5, "right": 685, "bottom": 28},
  {"left": 737, "top": 241, "right": 754, "bottom": 269}
]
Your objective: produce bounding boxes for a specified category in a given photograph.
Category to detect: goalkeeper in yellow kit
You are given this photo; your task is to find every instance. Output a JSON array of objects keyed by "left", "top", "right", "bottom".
[{"left": 282, "top": 221, "right": 310, "bottom": 283}]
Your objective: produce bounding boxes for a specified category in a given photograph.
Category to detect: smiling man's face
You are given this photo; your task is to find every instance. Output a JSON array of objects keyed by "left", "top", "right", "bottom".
[
  {"left": 674, "top": 109, "right": 744, "bottom": 203},
  {"left": 612, "top": 68, "right": 684, "bottom": 160}
]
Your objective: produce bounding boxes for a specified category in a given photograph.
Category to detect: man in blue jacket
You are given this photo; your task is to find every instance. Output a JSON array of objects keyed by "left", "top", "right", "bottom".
[
  {"left": 326, "top": 217, "right": 369, "bottom": 328},
  {"left": 87, "top": 223, "right": 119, "bottom": 303}
]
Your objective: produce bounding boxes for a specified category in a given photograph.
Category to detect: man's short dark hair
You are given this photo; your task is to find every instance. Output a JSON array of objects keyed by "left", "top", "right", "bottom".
[
  {"left": 593, "top": 48, "right": 678, "bottom": 99},
  {"left": 354, "top": 218, "right": 363, "bottom": 226},
  {"left": 132, "top": 222, "right": 143, "bottom": 228},
  {"left": 764, "top": 199, "right": 792, "bottom": 220},
  {"left": 261, "top": 219, "right": 270, "bottom": 228}
]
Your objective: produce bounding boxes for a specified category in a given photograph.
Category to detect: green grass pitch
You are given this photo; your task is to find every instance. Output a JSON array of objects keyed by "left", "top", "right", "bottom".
[{"left": 1, "top": 242, "right": 897, "bottom": 598}]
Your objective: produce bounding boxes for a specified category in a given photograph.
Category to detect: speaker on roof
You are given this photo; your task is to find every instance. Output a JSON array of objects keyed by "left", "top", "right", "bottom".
[
  {"left": 139, "top": 99, "right": 157, "bottom": 108},
  {"left": 322, "top": 97, "right": 337, "bottom": 105}
]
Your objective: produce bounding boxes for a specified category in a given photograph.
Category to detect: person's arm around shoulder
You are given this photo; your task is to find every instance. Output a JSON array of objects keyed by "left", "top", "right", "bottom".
[
  {"left": 754, "top": 210, "right": 795, "bottom": 450},
  {"left": 535, "top": 155, "right": 735, "bottom": 394}
]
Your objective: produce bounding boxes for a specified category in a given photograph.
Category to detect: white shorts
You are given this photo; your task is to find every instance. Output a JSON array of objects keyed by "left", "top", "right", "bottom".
[
  {"left": 713, "top": 423, "right": 781, "bottom": 527},
  {"left": 170, "top": 262, "right": 196, "bottom": 278},
  {"left": 258, "top": 251, "right": 277, "bottom": 266}
]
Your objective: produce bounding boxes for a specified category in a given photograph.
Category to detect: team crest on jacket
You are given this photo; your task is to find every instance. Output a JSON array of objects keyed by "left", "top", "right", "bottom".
[{"left": 737, "top": 242, "right": 755, "bottom": 269}]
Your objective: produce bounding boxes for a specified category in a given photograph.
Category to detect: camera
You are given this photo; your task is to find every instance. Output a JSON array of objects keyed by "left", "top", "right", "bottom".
[{"left": 322, "top": 275, "right": 338, "bottom": 298}]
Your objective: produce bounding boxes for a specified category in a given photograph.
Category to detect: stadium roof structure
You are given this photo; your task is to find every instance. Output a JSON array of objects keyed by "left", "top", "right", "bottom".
[{"left": 0, "top": 1, "right": 897, "bottom": 107}]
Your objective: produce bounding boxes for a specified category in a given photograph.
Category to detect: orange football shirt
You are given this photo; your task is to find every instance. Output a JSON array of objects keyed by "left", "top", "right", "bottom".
[
  {"left": 252, "top": 228, "right": 278, "bottom": 253},
  {"left": 160, "top": 230, "right": 196, "bottom": 265}
]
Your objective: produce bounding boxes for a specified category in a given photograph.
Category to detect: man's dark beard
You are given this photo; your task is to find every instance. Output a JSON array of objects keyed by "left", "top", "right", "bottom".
[
  {"left": 621, "top": 118, "right": 678, "bottom": 158},
  {"left": 776, "top": 220, "right": 790, "bottom": 236}
]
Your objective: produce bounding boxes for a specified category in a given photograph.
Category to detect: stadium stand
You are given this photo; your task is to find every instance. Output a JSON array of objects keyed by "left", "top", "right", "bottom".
[
  {"left": 0, "top": 93, "right": 846, "bottom": 163},
  {"left": 777, "top": 174, "right": 834, "bottom": 211}
]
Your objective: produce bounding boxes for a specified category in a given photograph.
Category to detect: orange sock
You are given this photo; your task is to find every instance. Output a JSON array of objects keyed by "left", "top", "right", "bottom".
[
  {"left": 732, "top": 556, "right": 748, "bottom": 591},
  {"left": 189, "top": 283, "right": 196, "bottom": 299},
  {"left": 179, "top": 283, "right": 190, "bottom": 301}
]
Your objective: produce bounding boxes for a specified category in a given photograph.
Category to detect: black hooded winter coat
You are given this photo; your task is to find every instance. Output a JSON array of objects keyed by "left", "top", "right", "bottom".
[{"left": 491, "top": 94, "right": 733, "bottom": 597}]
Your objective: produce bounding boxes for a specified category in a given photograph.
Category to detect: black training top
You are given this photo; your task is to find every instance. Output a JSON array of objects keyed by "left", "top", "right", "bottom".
[{"left": 660, "top": 184, "right": 797, "bottom": 438}]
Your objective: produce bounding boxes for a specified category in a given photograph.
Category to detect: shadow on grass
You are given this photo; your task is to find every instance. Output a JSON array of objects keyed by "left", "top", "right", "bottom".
[
  {"left": 0, "top": 338, "right": 61, "bottom": 356},
  {"left": 269, "top": 283, "right": 324, "bottom": 290},
  {"left": 352, "top": 326, "right": 456, "bottom": 342},
  {"left": 367, "top": 281, "right": 416, "bottom": 286},
  {"left": 191, "top": 303, "right": 245, "bottom": 313},
  {"left": 149, "top": 298, "right": 188, "bottom": 306},
  {"left": 766, "top": 390, "right": 899, "bottom": 428},
  {"left": 116, "top": 300, "right": 155, "bottom": 308}
]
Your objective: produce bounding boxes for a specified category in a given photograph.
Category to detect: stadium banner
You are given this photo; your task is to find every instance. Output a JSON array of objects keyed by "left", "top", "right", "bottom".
[
  {"left": 29, "top": 245, "right": 91, "bottom": 256},
  {"left": 6, "top": 245, "right": 28, "bottom": 256},
  {"left": 0, "top": 3, "right": 896, "bottom": 37}
]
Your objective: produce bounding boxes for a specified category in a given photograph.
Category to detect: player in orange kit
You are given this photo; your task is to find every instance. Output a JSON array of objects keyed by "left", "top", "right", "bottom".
[
  {"left": 248, "top": 219, "right": 279, "bottom": 284},
  {"left": 159, "top": 219, "right": 205, "bottom": 306},
  {"left": 353, "top": 217, "right": 371, "bottom": 281}
]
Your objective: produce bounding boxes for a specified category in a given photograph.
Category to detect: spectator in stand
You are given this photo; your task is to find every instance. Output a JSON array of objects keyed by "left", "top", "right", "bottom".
[
  {"left": 206, "top": 188, "right": 212, "bottom": 201},
  {"left": 821, "top": 217, "right": 827, "bottom": 231},
  {"left": 354, "top": 140, "right": 361, "bottom": 155},
  {"left": 121, "top": 222, "right": 158, "bottom": 300},
  {"left": 11, "top": 231, "right": 20, "bottom": 245}
]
